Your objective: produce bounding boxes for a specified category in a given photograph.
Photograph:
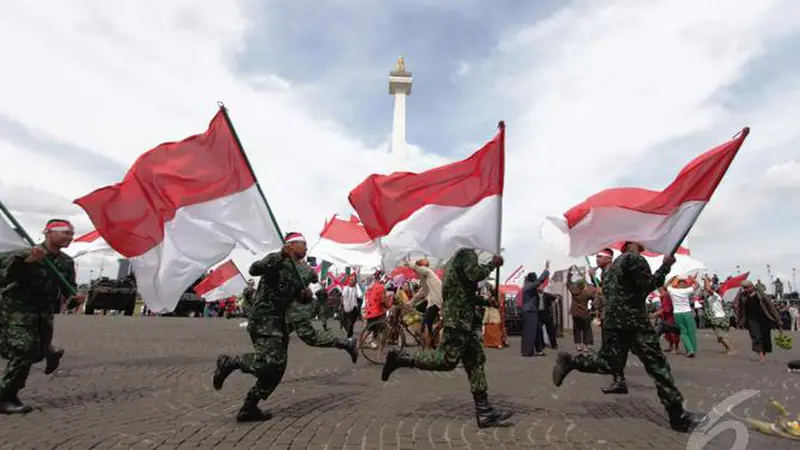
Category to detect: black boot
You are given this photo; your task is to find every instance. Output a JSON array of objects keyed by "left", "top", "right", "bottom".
[
  {"left": 601, "top": 373, "right": 628, "bottom": 394},
  {"left": 336, "top": 338, "right": 358, "bottom": 364},
  {"left": 552, "top": 351, "right": 574, "bottom": 387},
  {"left": 44, "top": 348, "right": 64, "bottom": 375},
  {"left": 381, "top": 350, "right": 414, "bottom": 382},
  {"left": 474, "top": 392, "right": 514, "bottom": 428},
  {"left": 213, "top": 354, "right": 241, "bottom": 390},
  {"left": 666, "top": 404, "right": 707, "bottom": 433},
  {"left": 236, "top": 393, "right": 272, "bottom": 422},
  {"left": 0, "top": 394, "right": 32, "bottom": 414}
]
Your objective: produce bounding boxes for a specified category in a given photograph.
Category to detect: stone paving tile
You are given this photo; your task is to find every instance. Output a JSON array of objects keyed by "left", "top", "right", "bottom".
[{"left": 0, "top": 315, "right": 798, "bottom": 449}]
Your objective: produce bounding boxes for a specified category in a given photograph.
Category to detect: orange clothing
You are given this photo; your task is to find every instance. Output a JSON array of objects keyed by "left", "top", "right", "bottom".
[{"left": 364, "top": 282, "right": 388, "bottom": 320}]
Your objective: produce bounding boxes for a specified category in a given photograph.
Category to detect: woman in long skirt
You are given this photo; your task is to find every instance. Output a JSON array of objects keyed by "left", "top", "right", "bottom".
[{"left": 736, "top": 280, "right": 782, "bottom": 363}]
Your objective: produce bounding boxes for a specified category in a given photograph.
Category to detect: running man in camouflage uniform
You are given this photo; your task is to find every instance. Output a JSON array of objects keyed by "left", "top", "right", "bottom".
[
  {"left": 287, "top": 261, "right": 358, "bottom": 362},
  {"left": 212, "top": 232, "right": 315, "bottom": 422},
  {"left": 552, "top": 242, "right": 705, "bottom": 432},
  {"left": 381, "top": 248, "right": 513, "bottom": 428},
  {"left": 0, "top": 219, "right": 76, "bottom": 414}
]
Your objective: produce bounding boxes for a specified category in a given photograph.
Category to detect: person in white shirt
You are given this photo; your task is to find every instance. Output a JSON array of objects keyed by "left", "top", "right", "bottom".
[
  {"left": 340, "top": 278, "right": 362, "bottom": 339},
  {"left": 408, "top": 258, "right": 443, "bottom": 349},
  {"left": 789, "top": 304, "right": 799, "bottom": 331},
  {"left": 701, "top": 277, "right": 735, "bottom": 355},
  {"left": 667, "top": 275, "right": 700, "bottom": 357}
]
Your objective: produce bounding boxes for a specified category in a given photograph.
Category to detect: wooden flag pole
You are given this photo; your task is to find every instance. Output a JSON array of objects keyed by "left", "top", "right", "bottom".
[{"left": 0, "top": 200, "right": 77, "bottom": 295}]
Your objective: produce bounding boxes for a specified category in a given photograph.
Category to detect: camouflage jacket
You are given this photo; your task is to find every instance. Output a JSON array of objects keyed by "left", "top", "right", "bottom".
[
  {"left": 0, "top": 246, "right": 76, "bottom": 315},
  {"left": 601, "top": 252, "right": 670, "bottom": 330},
  {"left": 247, "top": 252, "right": 307, "bottom": 323},
  {"left": 442, "top": 248, "right": 496, "bottom": 331},
  {"left": 241, "top": 286, "right": 255, "bottom": 308}
]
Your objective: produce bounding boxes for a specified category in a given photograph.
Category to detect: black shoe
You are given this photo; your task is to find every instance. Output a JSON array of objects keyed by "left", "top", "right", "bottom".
[
  {"left": 601, "top": 380, "right": 629, "bottom": 395},
  {"left": 213, "top": 354, "right": 240, "bottom": 390},
  {"left": 474, "top": 392, "right": 514, "bottom": 428},
  {"left": 0, "top": 394, "right": 32, "bottom": 414},
  {"left": 381, "top": 350, "right": 414, "bottom": 382},
  {"left": 44, "top": 348, "right": 64, "bottom": 375},
  {"left": 552, "top": 351, "right": 574, "bottom": 387},
  {"left": 667, "top": 405, "right": 707, "bottom": 433},
  {"left": 336, "top": 338, "right": 358, "bottom": 364},
  {"left": 236, "top": 393, "right": 272, "bottom": 422}
]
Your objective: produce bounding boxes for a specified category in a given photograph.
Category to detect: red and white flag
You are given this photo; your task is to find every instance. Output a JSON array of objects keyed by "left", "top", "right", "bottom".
[
  {"left": 719, "top": 272, "right": 749, "bottom": 303},
  {"left": 504, "top": 264, "right": 525, "bottom": 285},
  {"left": 65, "top": 229, "right": 114, "bottom": 258},
  {"left": 549, "top": 129, "right": 749, "bottom": 257},
  {"left": 349, "top": 124, "right": 504, "bottom": 268},
  {"left": 74, "top": 109, "right": 282, "bottom": 313},
  {"left": 309, "top": 214, "right": 381, "bottom": 268},
  {"left": 193, "top": 260, "right": 247, "bottom": 303}
]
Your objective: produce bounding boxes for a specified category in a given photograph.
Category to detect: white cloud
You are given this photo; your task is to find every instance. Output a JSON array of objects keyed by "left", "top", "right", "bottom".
[{"left": 1, "top": 0, "right": 798, "bottom": 292}]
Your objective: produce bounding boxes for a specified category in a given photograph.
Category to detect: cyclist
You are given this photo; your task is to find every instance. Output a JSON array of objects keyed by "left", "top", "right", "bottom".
[{"left": 407, "top": 258, "right": 443, "bottom": 349}]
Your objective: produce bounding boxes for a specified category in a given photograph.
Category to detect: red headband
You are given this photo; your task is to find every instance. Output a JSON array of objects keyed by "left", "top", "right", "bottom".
[
  {"left": 285, "top": 233, "right": 305, "bottom": 243},
  {"left": 597, "top": 250, "right": 613, "bottom": 257},
  {"left": 45, "top": 221, "right": 73, "bottom": 232}
]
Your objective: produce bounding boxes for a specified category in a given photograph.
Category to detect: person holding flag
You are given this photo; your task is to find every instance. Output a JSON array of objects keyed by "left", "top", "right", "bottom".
[{"left": 0, "top": 219, "right": 78, "bottom": 414}]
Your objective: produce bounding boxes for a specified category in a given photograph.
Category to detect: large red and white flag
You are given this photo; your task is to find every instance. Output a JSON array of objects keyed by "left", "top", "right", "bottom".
[
  {"left": 349, "top": 124, "right": 504, "bottom": 268},
  {"left": 719, "top": 272, "right": 749, "bottom": 303},
  {"left": 309, "top": 214, "right": 381, "bottom": 268},
  {"left": 193, "top": 260, "right": 248, "bottom": 303},
  {"left": 65, "top": 230, "right": 114, "bottom": 258},
  {"left": 74, "top": 109, "right": 282, "bottom": 313},
  {"left": 549, "top": 129, "right": 749, "bottom": 257}
]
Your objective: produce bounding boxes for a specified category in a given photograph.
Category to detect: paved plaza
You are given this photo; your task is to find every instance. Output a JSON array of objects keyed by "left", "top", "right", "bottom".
[{"left": 0, "top": 316, "right": 798, "bottom": 449}]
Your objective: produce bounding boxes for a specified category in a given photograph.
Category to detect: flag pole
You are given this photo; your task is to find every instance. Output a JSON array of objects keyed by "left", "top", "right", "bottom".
[
  {"left": 494, "top": 121, "right": 505, "bottom": 308},
  {"left": 666, "top": 126, "right": 750, "bottom": 256},
  {"left": 0, "top": 200, "right": 77, "bottom": 295},
  {"left": 216, "top": 102, "right": 307, "bottom": 285}
]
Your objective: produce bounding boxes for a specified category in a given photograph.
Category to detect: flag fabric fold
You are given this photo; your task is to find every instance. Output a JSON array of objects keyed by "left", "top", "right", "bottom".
[
  {"left": 74, "top": 109, "right": 282, "bottom": 313},
  {"left": 193, "top": 260, "right": 247, "bottom": 303},
  {"left": 348, "top": 125, "right": 505, "bottom": 268},
  {"left": 549, "top": 129, "right": 749, "bottom": 257},
  {"left": 309, "top": 214, "right": 381, "bottom": 268},
  {"left": 719, "top": 272, "right": 749, "bottom": 303}
]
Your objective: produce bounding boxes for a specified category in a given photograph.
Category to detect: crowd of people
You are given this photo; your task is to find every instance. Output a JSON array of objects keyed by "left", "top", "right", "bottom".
[{"left": 3, "top": 218, "right": 798, "bottom": 435}]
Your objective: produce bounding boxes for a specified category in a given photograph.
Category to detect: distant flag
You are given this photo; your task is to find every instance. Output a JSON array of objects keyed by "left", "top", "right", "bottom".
[
  {"left": 504, "top": 264, "right": 524, "bottom": 284},
  {"left": 65, "top": 229, "right": 114, "bottom": 258},
  {"left": 193, "top": 260, "right": 247, "bottom": 303},
  {"left": 309, "top": 214, "right": 381, "bottom": 268},
  {"left": 719, "top": 272, "right": 749, "bottom": 303},
  {"left": 548, "top": 129, "right": 750, "bottom": 257}
]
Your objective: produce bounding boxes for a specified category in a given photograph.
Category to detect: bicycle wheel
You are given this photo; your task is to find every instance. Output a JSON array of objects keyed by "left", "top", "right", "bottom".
[{"left": 359, "top": 320, "right": 405, "bottom": 364}]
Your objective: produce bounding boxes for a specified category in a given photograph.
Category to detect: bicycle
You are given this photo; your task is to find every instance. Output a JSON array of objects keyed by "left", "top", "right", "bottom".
[{"left": 359, "top": 304, "right": 443, "bottom": 364}]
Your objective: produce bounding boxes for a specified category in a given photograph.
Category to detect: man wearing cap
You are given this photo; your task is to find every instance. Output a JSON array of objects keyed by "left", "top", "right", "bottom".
[
  {"left": 213, "top": 232, "right": 327, "bottom": 422},
  {"left": 0, "top": 219, "right": 77, "bottom": 414},
  {"left": 381, "top": 248, "right": 513, "bottom": 428},
  {"left": 553, "top": 242, "right": 705, "bottom": 432}
]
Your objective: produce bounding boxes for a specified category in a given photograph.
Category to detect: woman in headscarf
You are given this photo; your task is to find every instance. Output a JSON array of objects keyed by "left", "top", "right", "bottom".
[{"left": 736, "top": 280, "right": 782, "bottom": 363}]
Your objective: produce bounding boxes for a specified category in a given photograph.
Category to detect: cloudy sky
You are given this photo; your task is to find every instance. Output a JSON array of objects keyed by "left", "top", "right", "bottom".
[{"left": 1, "top": 0, "right": 799, "bottom": 290}]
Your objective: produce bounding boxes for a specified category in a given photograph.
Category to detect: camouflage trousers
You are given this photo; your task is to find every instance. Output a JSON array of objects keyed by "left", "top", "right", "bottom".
[
  {"left": 413, "top": 327, "right": 488, "bottom": 394},
  {"left": 600, "top": 327, "right": 628, "bottom": 376},
  {"left": 288, "top": 302, "right": 340, "bottom": 347},
  {"left": 572, "top": 328, "right": 684, "bottom": 408},
  {"left": 0, "top": 311, "right": 54, "bottom": 397},
  {"left": 238, "top": 316, "right": 289, "bottom": 401}
]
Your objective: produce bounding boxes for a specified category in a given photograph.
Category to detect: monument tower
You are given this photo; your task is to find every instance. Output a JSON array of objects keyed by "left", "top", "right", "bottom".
[{"left": 389, "top": 57, "right": 412, "bottom": 170}]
